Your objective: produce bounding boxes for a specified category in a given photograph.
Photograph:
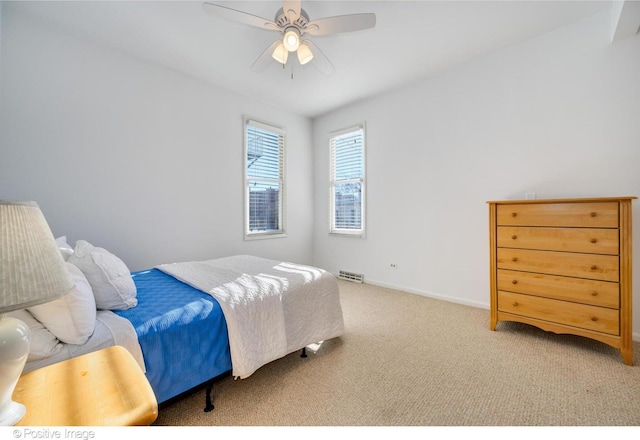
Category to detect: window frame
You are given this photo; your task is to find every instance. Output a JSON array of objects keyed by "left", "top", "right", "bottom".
[
  {"left": 329, "top": 124, "right": 366, "bottom": 237},
  {"left": 243, "top": 117, "right": 286, "bottom": 240}
]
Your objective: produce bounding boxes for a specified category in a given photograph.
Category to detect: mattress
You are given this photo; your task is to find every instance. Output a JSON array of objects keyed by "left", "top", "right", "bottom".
[
  {"left": 115, "top": 268, "right": 232, "bottom": 404},
  {"left": 23, "top": 310, "right": 144, "bottom": 374}
]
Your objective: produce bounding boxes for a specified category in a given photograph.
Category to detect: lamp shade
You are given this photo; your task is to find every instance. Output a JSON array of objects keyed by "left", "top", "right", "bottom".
[
  {"left": 0, "top": 200, "right": 73, "bottom": 312},
  {"left": 283, "top": 29, "right": 300, "bottom": 52},
  {"left": 272, "top": 42, "right": 289, "bottom": 64},
  {"left": 297, "top": 42, "right": 314, "bottom": 65}
]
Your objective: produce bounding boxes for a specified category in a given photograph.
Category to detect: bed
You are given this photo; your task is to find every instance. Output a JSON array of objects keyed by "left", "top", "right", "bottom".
[
  {"left": 115, "top": 267, "right": 233, "bottom": 405},
  {"left": 14, "top": 239, "right": 345, "bottom": 409}
]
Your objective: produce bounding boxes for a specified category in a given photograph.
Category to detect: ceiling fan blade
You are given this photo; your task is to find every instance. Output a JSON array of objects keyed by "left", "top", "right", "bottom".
[
  {"left": 250, "top": 40, "right": 282, "bottom": 72},
  {"left": 306, "top": 13, "right": 376, "bottom": 37},
  {"left": 303, "top": 40, "right": 335, "bottom": 76},
  {"left": 202, "top": 2, "right": 278, "bottom": 31},
  {"left": 282, "top": 0, "right": 301, "bottom": 22}
]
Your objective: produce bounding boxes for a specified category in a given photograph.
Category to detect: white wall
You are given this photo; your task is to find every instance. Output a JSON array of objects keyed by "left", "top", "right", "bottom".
[
  {"left": 0, "top": 6, "right": 315, "bottom": 271},
  {"left": 2, "top": 6, "right": 640, "bottom": 339},
  {"left": 312, "top": 12, "right": 640, "bottom": 335},
  {"left": 0, "top": 3, "right": 3, "bottom": 85}
]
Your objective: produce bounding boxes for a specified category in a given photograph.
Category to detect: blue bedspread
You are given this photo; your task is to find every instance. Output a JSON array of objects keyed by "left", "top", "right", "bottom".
[{"left": 115, "top": 268, "right": 232, "bottom": 404}]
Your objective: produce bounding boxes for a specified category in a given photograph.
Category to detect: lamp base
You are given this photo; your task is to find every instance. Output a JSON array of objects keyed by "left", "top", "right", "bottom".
[
  {"left": 0, "top": 316, "right": 30, "bottom": 426},
  {"left": 0, "top": 401, "right": 26, "bottom": 426}
]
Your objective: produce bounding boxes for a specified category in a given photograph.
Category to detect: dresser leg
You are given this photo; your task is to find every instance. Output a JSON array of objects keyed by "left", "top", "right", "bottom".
[{"left": 621, "top": 350, "right": 634, "bottom": 366}]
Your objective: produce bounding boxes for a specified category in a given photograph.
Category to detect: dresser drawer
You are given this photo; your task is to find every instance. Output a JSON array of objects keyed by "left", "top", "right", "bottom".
[
  {"left": 496, "top": 202, "right": 619, "bottom": 227},
  {"left": 497, "top": 269, "right": 619, "bottom": 308},
  {"left": 497, "top": 226, "right": 619, "bottom": 254},
  {"left": 498, "top": 291, "right": 619, "bottom": 335},
  {"left": 497, "top": 248, "right": 619, "bottom": 282}
]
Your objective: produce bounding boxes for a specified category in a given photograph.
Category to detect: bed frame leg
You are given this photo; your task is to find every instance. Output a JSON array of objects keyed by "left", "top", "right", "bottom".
[
  {"left": 204, "top": 385, "right": 214, "bottom": 412},
  {"left": 300, "top": 347, "right": 307, "bottom": 358}
]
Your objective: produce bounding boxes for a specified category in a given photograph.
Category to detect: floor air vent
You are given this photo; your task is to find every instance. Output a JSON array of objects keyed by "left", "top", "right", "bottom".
[{"left": 338, "top": 270, "right": 364, "bottom": 283}]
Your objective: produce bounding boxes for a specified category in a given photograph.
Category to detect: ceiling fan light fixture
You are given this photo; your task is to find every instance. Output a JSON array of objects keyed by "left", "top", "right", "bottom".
[
  {"left": 272, "top": 42, "right": 289, "bottom": 64},
  {"left": 297, "top": 42, "right": 313, "bottom": 65},
  {"left": 283, "top": 29, "right": 300, "bottom": 52},
  {"left": 203, "top": 2, "right": 376, "bottom": 76}
]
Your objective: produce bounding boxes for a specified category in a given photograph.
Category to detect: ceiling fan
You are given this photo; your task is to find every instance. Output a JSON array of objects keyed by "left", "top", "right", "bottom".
[{"left": 202, "top": 1, "right": 376, "bottom": 76}]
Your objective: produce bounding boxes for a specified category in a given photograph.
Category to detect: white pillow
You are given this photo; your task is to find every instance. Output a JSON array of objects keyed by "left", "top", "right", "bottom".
[
  {"left": 6, "top": 309, "right": 63, "bottom": 362},
  {"left": 67, "top": 240, "right": 137, "bottom": 311},
  {"left": 28, "top": 262, "right": 97, "bottom": 345},
  {"left": 55, "top": 236, "right": 75, "bottom": 261}
]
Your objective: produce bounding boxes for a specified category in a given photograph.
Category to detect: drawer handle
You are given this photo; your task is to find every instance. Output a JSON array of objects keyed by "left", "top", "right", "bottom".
[
  {"left": 590, "top": 212, "right": 597, "bottom": 217},
  {"left": 512, "top": 280, "right": 518, "bottom": 285},
  {"left": 512, "top": 257, "right": 518, "bottom": 262},
  {"left": 511, "top": 235, "right": 517, "bottom": 240},
  {"left": 512, "top": 302, "right": 519, "bottom": 307},
  {"left": 591, "top": 265, "right": 598, "bottom": 270},
  {"left": 590, "top": 238, "right": 597, "bottom": 244},
  {"left": 511, "top": 212, "right": 517, "bottom": 217},
  {"left": 591, "top": 291, "right": 598, "bottom": 297},
  {"left": 591, "top": 316, "right": 598, "bottom": 322}
]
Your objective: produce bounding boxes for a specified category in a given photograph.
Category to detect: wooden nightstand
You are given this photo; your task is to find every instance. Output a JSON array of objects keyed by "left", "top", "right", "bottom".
[{"left": 13, "top": 345, "right": 158, "bottom": 426}]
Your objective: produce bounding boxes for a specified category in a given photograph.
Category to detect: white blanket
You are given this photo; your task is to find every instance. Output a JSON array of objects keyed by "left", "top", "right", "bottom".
[{"left": 156, "top": 255, "right": 345, "bottom": 379}]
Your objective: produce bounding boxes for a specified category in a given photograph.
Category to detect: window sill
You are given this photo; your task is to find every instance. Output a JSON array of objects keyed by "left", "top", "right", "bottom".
[
  {"left": 244, "top": 232, "right": 287, "bottom": 241},
  {"left": 330, "top": 231, "right": 365, "bottom": 238}
]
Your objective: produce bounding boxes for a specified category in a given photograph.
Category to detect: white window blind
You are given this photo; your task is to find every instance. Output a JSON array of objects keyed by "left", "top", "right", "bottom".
[
  {"left": 245, "top": 119, "right": 285, "bottom": 238},
  {"left": 330, "top": 125, "right": 365, "bottom": 236}
]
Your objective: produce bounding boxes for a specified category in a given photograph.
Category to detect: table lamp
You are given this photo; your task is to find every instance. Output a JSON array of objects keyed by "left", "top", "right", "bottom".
[{"left": 0, "top": 200, "right": 73, "bottom": 425}]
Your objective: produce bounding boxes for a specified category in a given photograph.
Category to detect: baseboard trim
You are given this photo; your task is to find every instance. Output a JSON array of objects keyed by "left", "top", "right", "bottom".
[
  {"left": 342, "top": 276, "right": 489, "bottom": 310},
  {"left": 337, "top": 275, "right": 640, "bottom": 343}
]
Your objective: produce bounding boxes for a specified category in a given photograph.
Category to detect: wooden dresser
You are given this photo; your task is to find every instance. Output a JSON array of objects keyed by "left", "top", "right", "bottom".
[{"left": 488, "top": 197, "right": 635, "bottom": 365}]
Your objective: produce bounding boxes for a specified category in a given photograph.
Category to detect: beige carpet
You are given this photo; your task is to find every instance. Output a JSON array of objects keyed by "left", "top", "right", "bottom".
[{"left": 154, "top": 280, "right": 640, "bottom": 426}]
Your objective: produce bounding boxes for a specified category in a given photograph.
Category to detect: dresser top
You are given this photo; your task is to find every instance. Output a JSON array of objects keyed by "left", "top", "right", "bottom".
[{"left": 487, "top": 196, "right": 637, "bottom": 205}]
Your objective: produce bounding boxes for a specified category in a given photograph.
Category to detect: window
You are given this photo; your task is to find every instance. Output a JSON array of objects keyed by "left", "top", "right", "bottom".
[
  {"left": 244, "top": 118, "right": 285, "bottom": 239},
  {"left": 330, "top": 125, "right": 365, "bottom": 236}
]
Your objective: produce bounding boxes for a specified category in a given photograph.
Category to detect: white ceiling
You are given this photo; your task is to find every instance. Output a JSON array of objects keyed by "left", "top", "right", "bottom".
[{"left": 8, "top": 0, "right": 615, "bottom": 118}]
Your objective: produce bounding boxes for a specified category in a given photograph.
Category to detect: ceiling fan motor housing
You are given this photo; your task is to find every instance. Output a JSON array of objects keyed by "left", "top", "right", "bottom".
[{"left": 275, "top": 7, "right": 310, "bottom": 35}]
